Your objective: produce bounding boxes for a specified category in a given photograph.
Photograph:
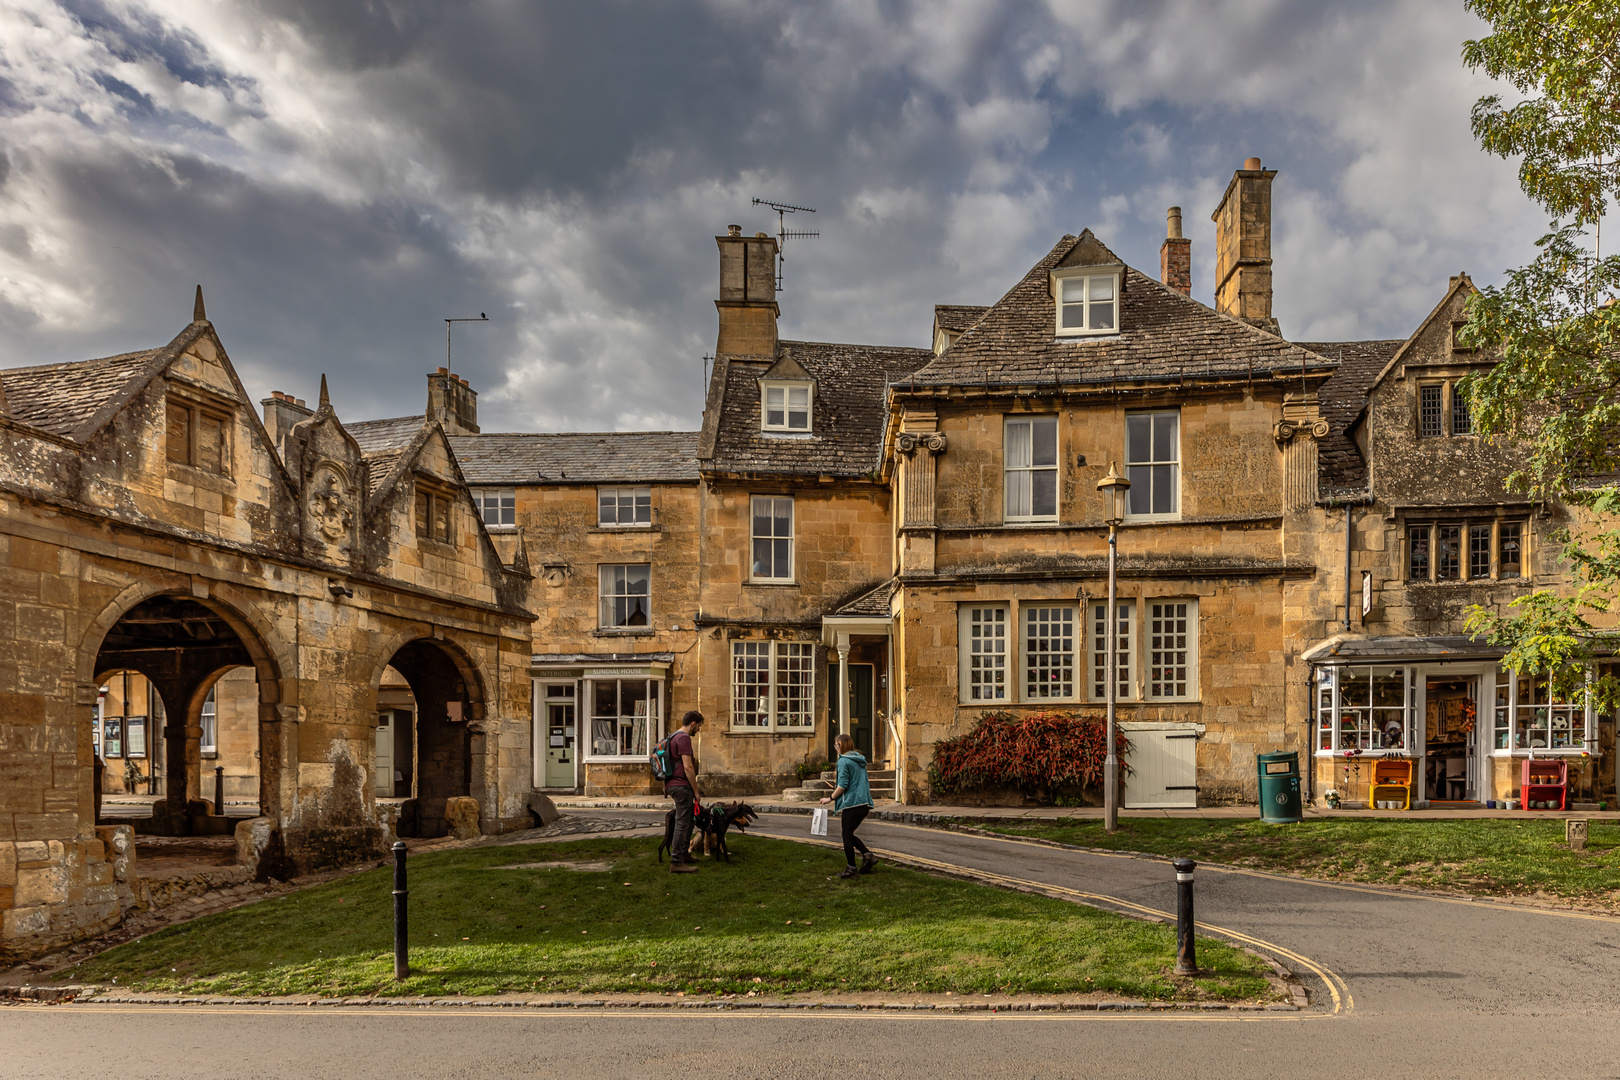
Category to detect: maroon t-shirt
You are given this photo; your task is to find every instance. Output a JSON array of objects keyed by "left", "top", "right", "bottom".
[{"left": 666, "top": 730, "right": 694, "bottom": 788}]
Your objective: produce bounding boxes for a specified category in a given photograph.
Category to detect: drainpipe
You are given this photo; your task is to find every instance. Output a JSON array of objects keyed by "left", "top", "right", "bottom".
[{"left": 1343, "top": 504, "right": 1354, "bottom": 632}]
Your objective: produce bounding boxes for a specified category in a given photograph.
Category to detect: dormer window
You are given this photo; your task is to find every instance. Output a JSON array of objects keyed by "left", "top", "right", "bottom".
[
  {"left": 761, "top": 381, "right": 812, "bottom": 432},
  {"left": 1053, "top": 270, "right": 1119, "bottom": 336}
]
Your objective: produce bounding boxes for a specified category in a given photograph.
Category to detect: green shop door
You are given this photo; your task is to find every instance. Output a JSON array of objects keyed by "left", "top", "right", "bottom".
[
  {"left": 542, "top": 684, "right": 576, "bottom": 789},
  {"left": 828, "top": 663, "right": 874, "bottom": 762}
]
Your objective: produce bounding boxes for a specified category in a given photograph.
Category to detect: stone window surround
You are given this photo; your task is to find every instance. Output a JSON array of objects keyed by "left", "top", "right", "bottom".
[
  {"left": 165, "top": 389, "right": 234, "bottom": 477},
  {"left": 413, "top": 477, "right": 457, "bottom": 546},
  {"left": 1414, "top": 376, "right": 1477, "bottom": 440},
  {"left": 1401, "top": 512, "right": 1528, "bottom": 584},
  {"left": 1003, "top": 415, "right": 1060, "bottom": 524}
]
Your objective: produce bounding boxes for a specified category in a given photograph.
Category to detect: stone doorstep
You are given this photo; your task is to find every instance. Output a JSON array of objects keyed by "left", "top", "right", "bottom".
[{"left": 60, "top": 990, "right": 1295, "bottom": 1013}]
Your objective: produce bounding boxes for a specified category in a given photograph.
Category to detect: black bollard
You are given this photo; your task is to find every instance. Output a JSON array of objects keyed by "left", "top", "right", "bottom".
[
  {"left": 214, "top": 766, "right": 225, "bottom": 817},
  {"left": 393, "top": 840, "right": 409, "bottom": 980},
  {"left": 1173, "top": 857, "right": 1197, "bottom": 975}
]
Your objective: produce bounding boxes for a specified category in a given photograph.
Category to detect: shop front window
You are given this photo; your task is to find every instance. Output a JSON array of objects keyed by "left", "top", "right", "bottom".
[
  {"left": 585, "top": 677, "right": 661, "bottom": 760},
  {"left": 1316, "top": 665, "right": 1412, "bottom": 753},
  {"left": 1513, "top": 672, "right": 1586, "bottom": 750}
]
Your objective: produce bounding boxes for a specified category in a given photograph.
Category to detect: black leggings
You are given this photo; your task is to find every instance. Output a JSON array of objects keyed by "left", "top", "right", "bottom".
[{"left": 841, "top": 805, "right": 871, "bottom": 867}]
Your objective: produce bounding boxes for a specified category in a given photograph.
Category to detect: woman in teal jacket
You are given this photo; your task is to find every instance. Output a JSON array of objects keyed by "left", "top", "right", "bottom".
[{"left": 819, "top": 733, "right": 877, "bottom": 879}]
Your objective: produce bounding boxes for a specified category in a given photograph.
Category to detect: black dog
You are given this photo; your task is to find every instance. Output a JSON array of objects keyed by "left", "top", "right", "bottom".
[{"left": 658, "top": 801, "right": 759, "bottom": 862}]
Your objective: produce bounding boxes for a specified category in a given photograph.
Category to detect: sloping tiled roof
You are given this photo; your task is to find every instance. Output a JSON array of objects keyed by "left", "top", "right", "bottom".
[
  {"left": 908, "top": 233, "right": 1333, "bottom": 388},
  {"left": 934, "top": 305, "right": 989, "bottom": 334},
  {"left": 0, "top": 348, "right": 163, "bottom": 439},
  {"left": 829, "top": 579, "right": 895, "bottom": 617},
  {"left": 363, "top": 450, "right": 406, "bottom": 497},
  {"left": 708, "top": 340, "right": 933, "bottom": 477},
  {"left": 346, "top": 415, "right": 427, "bottom": 455},
  {"left": 449, "top": 431, "right": 701, "bottom": 485},
  {"left": 1298, "top": 339, "right": 1405, "bottom": 495}
]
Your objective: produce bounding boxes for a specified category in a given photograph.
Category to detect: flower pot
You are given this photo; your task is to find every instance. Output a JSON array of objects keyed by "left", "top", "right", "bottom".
[{"left": 1505, "top": 799, "right": 1520, "bottom": 810}]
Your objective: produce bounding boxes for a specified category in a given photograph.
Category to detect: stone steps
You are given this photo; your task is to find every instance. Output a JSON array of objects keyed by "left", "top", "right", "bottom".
[{"left": 781, "top": 768, "right": 899, "bottom": 802}]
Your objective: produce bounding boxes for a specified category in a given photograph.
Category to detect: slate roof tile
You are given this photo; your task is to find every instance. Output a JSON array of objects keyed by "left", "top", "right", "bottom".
[
  {"left": 909, "top": 233, "right": 1334, "bottom": 389},
  {"left": 1298, "top": 339, "right": 1405, "bottom": 495},
  {"left": 0, "top": 349, "right": 163, "bottom": 438},
  {"left": 831, "top": 579, "right": 895, "bottom": 617},
  {"left": 449, "top": 431, "right": 700, "bottom": 485},
  {"left": 345, "top": 415, "right": 424, "bottom": 455},
  {"left": 708, "top": 340, "right": 933, "bottom": 476}
]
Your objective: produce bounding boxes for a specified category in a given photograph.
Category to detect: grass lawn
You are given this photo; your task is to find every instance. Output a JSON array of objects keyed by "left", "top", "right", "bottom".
[
  {"left": 966, "top": 818, "right": 1620, "bottom": 906},
  {"left": 67, "top": 836, "right": 1271, "bottom": 1001}
]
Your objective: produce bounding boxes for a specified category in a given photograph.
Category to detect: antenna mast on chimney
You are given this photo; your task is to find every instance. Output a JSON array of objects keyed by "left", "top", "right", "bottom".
[
  {"left": 751, "top": 198, "right": 818, "bottom": 291},
  {"left": 445, "top": 313, "right": 489, "bottom": 370}
]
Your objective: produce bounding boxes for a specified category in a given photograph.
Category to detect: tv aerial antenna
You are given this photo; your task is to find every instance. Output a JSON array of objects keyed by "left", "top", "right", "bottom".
[
  {"left": 752, "top": 198, "right": 818, "bottom": 291},
  {"left": 445, "top": 313, "right": 488, "bottom": 369}
]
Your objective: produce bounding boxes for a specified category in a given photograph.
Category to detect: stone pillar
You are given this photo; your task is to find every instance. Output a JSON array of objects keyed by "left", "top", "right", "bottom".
[
  {"left": 897, "top": 426, "right": 946, "bottom": 576},
  {"left": 837, "top": 633, "right": 851, "bottom": 739},
  {"left": 1275, "top": 397, "right": 1329, "bottom": 512}
]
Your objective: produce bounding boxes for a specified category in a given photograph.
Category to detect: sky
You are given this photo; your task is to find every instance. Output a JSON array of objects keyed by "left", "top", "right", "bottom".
[{"left": 0, "top": 1, "right": 1545, "bottom": 434}]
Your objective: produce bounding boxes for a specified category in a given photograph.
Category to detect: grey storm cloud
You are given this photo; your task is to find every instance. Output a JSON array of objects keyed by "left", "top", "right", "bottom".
[{"left": 0, "top": 0, "right": 1543, "bottom": 432}]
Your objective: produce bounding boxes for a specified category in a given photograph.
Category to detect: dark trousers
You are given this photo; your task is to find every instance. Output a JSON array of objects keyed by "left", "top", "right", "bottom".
[
  {"left": 669, "top": 785, "right": 695, "bottom": 862},
  {"left": 841, "top": 804, "right": 871, "bottom": 867}
]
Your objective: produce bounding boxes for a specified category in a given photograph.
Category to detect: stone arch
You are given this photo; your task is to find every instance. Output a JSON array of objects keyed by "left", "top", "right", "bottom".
[
  {"left": 79, "top": 576, "right": 291, "bottom": 831},
  {"left": 367, "top": 626, "right": 491, "bottom": 838}
]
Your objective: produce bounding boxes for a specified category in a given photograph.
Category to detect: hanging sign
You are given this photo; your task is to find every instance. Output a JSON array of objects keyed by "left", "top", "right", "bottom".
[{"left": 1361, "top": 571, "right": 1372, "bottom": 617}]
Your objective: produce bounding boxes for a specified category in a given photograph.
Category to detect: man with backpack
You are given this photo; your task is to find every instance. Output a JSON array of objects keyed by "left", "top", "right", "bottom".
[{"left": 659, "top": 711, "right": 705, "bottom": 873}]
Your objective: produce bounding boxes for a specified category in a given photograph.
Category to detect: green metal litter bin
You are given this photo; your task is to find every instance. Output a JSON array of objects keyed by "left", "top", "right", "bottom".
[{"left": 1257, "top": 751, "right": 1303, "bottom": 823}]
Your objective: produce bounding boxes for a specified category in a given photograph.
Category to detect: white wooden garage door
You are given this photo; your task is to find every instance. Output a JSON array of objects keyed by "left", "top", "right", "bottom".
[{"left": 1123, "top": 727, "right": 1200, "bottom": 808}]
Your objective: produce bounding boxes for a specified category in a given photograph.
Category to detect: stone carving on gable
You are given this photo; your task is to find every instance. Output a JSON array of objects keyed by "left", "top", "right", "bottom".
[{"left": 307, "top": 462, "right": 355, "bottom": 549}]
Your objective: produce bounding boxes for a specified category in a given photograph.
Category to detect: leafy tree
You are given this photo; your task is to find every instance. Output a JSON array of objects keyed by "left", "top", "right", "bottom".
[{"left": 1458, "top": 0, "right": 1620, "bottom": 708}]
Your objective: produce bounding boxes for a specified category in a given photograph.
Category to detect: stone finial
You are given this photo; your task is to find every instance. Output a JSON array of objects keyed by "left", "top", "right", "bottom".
[
  {"left": 319, "top": 373, "right": 331, "bottom": 410},
  {"left": 193, "top": 285, "right": 207, "bottom": 323}
]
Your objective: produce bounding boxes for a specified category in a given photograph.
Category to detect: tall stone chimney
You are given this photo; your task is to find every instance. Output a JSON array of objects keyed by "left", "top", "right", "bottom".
[
  {"left": 1160, "top": 206, "right": 1191, "bottom": 295},
  {"left": 715, "top": 225, "right": 779, "bottom": 356},
  {"left": 1211, "top": 157, "right": 1279, "bottom": 335},
  {"left": 262, "top": 391, "right": 313, "bottom": 462},
  {"left": 427, "top": 368, "right": 480, "bottom": 434}
]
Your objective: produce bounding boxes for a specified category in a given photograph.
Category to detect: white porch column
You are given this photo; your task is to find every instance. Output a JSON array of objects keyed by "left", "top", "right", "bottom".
[{"left": 837, "top": 632, "right": 851, "bottom": 738}]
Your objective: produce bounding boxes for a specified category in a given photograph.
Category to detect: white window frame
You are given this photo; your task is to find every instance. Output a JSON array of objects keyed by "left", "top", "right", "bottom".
[
  {"left": 1491, "top": 667, "right": 1594, "bottom": 755},
  {"left": 1145, "top": 599, "right": 1199, "bottom": 701},
  {"left": 958, "top": 605, "right": 1009, "bottom": 703},
  {"left": 200, "top": 686, "right": 218, "bottom": 756},
  {"left": 1004, "top": 416, "right": 1059, "bottom": 523},
  {"left": 474, "top": 488, "right": 516, "bottom": 528},
  {"left": 1052, "top": 268, "right": 1120, "bottom": 336},
  {"left": 731, "top": 640, "right": 816, "bottom": 731},
  {"left": 1124, "top": 410, "right": 1180, "bottom": 521},
  {"left": 750, "top": 495, "right": 795, "bottom": 582},
  {"left": 583, "top": 676, "right": 662, "bottom": 762},
  {"left": 1090, "top": 601, "right": 1136, "bottom": 702},
  {"left": 1313, "top": 665, "right": 1416, "bottom": 756},
  {"left": 761, "top": 381, "right": 813, "bottom": 432},
  {"left": 1023, "top": 604, "right": 1079, "bottom": 702},
  {"left": 598, "top": 486, "right": 652, "bottom": 527},
  {"left": 598, "top": 563, "right": 651, "bottom": 630}
]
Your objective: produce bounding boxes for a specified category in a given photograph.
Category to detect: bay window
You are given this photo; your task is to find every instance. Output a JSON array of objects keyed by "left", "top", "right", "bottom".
[{"left": 1315, "top": 666, "right": 1414, "bottom": 753}]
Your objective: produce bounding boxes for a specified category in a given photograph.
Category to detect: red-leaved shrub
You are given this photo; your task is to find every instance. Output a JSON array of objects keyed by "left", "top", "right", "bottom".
[{"left": 928, "top": 710, "right": 1131, "bottom": 797}]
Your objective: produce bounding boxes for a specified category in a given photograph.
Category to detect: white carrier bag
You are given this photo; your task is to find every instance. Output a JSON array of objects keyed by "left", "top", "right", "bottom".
[{"left": 810, "top": 807, "right": 830, "bottom": 836}]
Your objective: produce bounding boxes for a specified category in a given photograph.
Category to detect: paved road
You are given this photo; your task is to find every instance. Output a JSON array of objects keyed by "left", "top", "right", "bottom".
[{"left": 7, "top": 810, "right": 1618, "bottom": 1079}]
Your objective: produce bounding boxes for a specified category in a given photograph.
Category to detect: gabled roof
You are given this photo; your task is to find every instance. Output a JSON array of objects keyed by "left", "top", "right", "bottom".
[
  {"left": 706, "top": 339, "right": 933, "bottom": 477},
  {"left": 907, "top": 232, "right": 1333, "bottom": 389},
  {"left": 345, "top": 415, "right": 425, "bottom": 455},
  {"left": 448, "top": 431, "right": 701, "bottom": 486},
  {"left": 0, "top": 348, "right": 166, "bottom": 439},
  {"left": 1297, "top": 339, "right": 1405, "bottom": 495}
]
